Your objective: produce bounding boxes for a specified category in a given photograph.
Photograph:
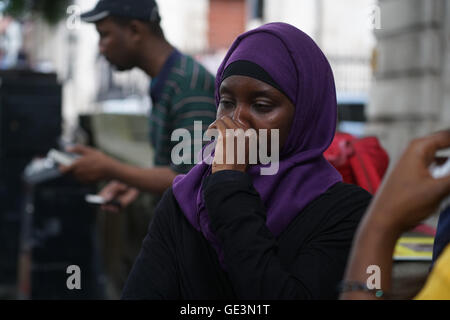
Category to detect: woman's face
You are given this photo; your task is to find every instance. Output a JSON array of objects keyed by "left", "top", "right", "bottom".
[{"left": 217, "top": 75, "right": 295, "bottom": 151}]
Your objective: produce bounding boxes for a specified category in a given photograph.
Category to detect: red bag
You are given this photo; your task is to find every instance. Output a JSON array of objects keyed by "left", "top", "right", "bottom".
[{"left": 324, "top": 132, "right": 389, "bottom": 194}]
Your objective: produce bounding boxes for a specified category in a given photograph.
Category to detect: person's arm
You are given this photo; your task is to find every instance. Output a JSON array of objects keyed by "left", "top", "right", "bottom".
[
  {"left": 62, "top": 78, "right": 216, "bottom": 191},
  {"left": 341, "top": 130, "right": 450, "bottom": 300},
  {"left": 60, "top": 145, "right": 177, "bottom": 195},
  {"left": 203, "top": 170, "right": 370, "bottom": 299},
  {"left": 106, "top": 159, "right": 177, "bottom": 195}
]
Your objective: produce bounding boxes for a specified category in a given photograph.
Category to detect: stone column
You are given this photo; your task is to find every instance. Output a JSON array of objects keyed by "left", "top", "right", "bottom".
[{"left": 366, "top": 0, "right": 448, "bottom": 163}]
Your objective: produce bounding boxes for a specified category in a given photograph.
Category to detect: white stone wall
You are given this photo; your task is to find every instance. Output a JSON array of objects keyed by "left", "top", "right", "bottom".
[
  {"left": 264, "top": 0, "right": 377, "bottom": 55},
  {"left": 263, "top": 0, "right": 377, "bottom": 107},
  {"left": 157, "top": 0, "right": 209, "bottom": 54},
  {"left": 366, "top": 0, "right": 449, "bottom": 163},
  {"left": 264, "top": 0, "right": 317, "bottom": 38},
  {"left": 441, "top": 0, "right": 450, "bottom": 128}
]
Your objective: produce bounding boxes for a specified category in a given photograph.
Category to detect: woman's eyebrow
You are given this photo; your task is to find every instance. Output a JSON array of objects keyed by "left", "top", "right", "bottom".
[{"left": 251, "top": 89, "right": 276, "bottom": 99}]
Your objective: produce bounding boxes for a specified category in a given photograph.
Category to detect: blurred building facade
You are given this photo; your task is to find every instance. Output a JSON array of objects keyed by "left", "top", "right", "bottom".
[
  {"left": 263, "top": 0, "right": 377, "bottom": 135},
  {"left": 10, "top": 0, "right": 378, "bottom": 138},
  {"left": 204, "top": 0, "right": 377, "bottom": 107},
  {"left": 366, "top": 0, "right": 450, "bottom": 163},
  {"left": 7, "top": 0, "right": 449, "bottom": 160}
]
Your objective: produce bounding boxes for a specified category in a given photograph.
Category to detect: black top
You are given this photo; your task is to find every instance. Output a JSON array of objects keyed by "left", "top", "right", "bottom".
[{"left": 122, "top": 171, "right": 372, "bottom": 300}]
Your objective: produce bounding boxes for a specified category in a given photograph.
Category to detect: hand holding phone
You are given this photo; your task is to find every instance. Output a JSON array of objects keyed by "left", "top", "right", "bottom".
[
  {"left": 94, "top": 181, "right": 140, "bottom": 213},
  {"left": 47, "top": 149, "right": 80, "bottom": 167},
  {"left": 430, "top": 157, "right": 450, "bottom": 213},
  {"left": 85, "top": 194, "right": 122, "bottom": 208}
]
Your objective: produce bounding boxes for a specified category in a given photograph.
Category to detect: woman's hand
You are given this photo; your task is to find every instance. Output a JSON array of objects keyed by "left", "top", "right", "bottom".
[{"left": 208, "top": 116, "right": 251, "bottom": 174}]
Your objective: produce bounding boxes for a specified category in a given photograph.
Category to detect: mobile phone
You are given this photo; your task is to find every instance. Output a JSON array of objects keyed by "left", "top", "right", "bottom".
[
  {"left": 85, "top": 195, "right": 122, "bottom": 208},
  {"left": 430, "top": 158, "right": 450, "bottom": 179},
  {"left": 436, "top": 148, "right": 450, "bottom": 158},
  {"left": 48, "top": 149, "right": 80, "bottom": 166},
  {"left": 430, "top": 157, "right": 450, "bottom": 213}
]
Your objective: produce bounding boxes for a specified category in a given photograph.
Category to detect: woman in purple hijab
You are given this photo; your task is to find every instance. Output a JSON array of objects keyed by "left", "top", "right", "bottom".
[{"left": 122, "top": 22, "right": 372, "bottom": 300}]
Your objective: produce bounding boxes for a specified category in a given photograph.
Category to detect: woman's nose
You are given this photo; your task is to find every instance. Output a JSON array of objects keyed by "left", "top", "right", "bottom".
[{"left": 232, "top": 104, "right": 250, "bottom": 128}]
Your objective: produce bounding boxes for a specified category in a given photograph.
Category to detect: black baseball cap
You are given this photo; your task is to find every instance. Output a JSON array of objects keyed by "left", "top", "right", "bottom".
[{"left": 80, "top": 0, "right": 161, "bottom": 23}]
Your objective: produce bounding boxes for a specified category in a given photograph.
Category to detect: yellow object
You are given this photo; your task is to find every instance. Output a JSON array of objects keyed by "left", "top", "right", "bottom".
[
  {"left": 415, "top": 244, "right": 450, "bottom": 300},
  {"left": 394, "top": 237, "right": 434, "bottom": 261}
]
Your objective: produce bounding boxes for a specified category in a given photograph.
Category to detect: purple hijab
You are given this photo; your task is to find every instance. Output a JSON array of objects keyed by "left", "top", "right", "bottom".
[{"left": 172, "top": 22, "right": 342, "bottom": 265}]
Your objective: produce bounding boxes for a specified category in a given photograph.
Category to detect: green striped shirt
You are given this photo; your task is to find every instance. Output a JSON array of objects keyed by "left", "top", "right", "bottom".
[{"left": 149, "top": 50, "right": 217, "bottom": 174}]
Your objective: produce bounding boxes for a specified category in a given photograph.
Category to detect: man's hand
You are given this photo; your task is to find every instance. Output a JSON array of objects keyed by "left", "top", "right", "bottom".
[
  {"left": 60, "top": 145, "right": 118, "bottom": 184},
  {"left": 208, "top": 116, "right": 252, "bottom": 174},
  {"left": 98, "top": 181, "right": 139, "bottom": 213},
  {"left": 341, "top": 130, "right": 450, "bottom": 300},
  {"left": 366, "top": 129, "right": 450, "bottom": 235}
]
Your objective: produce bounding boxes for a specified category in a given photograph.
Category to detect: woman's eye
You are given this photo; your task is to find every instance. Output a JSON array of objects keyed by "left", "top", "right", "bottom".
[
  {"left": 253, "top": 103, "right": 273, "bottom": 112},
  {"left": 220, "top": 100, "right": 235, "bottom": 109}
]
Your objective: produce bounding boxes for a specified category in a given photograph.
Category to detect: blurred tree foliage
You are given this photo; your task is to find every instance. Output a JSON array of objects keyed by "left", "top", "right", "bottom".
[{"left": 2, "top": 0, "right": 74, "bottom": 25}]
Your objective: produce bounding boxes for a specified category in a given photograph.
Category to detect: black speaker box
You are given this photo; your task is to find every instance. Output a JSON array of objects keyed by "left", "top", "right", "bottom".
[
  {"left": 0, "top": 70, "right": 62, "bottom": 159},
  {"left": 28, "top": 176, "right": 105, "bottom": 299}
]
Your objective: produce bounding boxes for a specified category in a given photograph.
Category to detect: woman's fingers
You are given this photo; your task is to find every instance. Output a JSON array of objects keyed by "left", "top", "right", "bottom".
[
  {"left": 211, "top": 117, "right": 249, "bottom": 173},
  {"left": 214, "top": 119, "right": 227, "bottom": 165},
  {"left": 221, "top": 117, "right": 254, "bottom": 165},
  {"left": 207, "top": 119, "right": 218, "bottom": 130}
]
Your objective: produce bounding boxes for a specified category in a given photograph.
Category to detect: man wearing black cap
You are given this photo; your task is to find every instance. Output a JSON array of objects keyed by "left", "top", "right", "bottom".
[{"left": 62, "top": 0, "right": 216, "bottom": 208}]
